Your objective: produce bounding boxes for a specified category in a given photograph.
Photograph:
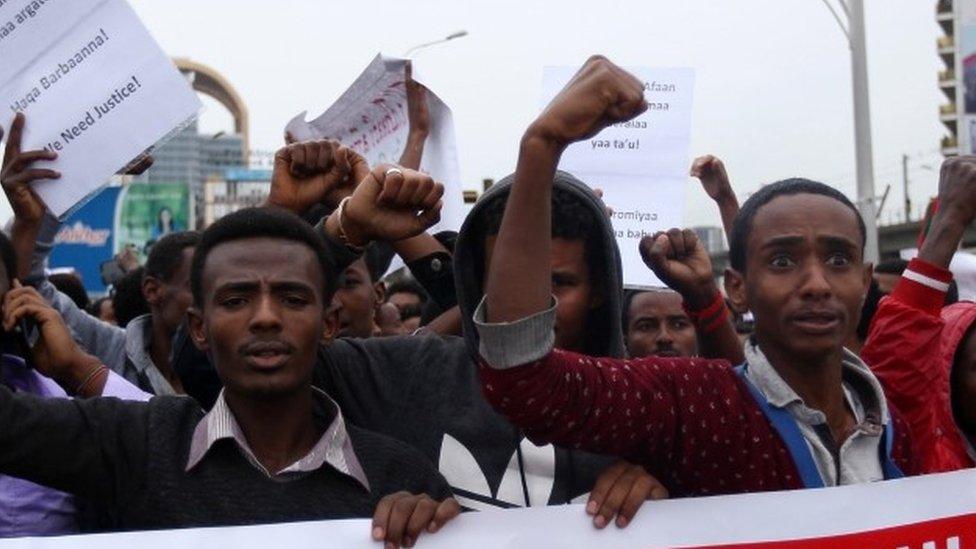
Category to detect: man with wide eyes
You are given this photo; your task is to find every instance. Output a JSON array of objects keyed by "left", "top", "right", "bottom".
[{"left": 476, "top": 55, "right": 918, "bottom": 497}]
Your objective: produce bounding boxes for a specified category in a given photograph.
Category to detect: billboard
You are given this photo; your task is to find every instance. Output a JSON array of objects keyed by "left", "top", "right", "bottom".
[
  {"left": 115, "top": 183, "right": 191, "bottom": 257},
  {"left": 48, "top": 183, "right": 191, "bottom": 294}
]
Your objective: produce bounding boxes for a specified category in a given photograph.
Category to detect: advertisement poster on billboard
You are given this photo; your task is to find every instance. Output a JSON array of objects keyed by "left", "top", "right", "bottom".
[
  {"left": 115, "top": 183, "right": 191, "bottom": 256},
  {"left": 961, "top": 0, "right": 976, "bottom": 152}
]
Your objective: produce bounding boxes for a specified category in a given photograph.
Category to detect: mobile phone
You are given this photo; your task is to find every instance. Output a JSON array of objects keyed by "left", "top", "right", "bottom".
[{"left": 12, "top": 316, "right": 38, "bottom": 369}]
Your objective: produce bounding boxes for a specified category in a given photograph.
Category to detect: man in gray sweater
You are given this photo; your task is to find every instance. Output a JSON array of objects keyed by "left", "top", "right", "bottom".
[{"left": 26, "top": 214, "right": 197, "bottom": 396}]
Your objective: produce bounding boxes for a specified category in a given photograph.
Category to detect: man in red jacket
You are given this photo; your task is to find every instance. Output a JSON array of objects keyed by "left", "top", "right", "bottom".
[
  {"left": 475, "top": 55, "right": 915, "bottom": 498},
  {"left": 862, "top": 158, "right": 976, "bottom": 474}
]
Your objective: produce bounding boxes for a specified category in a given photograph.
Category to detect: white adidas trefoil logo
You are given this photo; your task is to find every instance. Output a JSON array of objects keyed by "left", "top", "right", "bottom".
[{"left": 438, "top": 434, "right": 589, "bottom": 511}]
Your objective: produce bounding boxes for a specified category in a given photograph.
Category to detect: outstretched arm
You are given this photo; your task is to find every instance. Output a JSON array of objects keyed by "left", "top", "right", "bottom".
[
  {"left": 1, "top": 113, "right": 128, "bottom": 372},
  {"left": 392, "top": 64, "right": 454, "bottom": 284},
  {"left": 397, "top": 61, "right": 430, "bottom": 172},
  {"left": 862, "top": 156, "right": 976, "bottom": 472},
  {"left": 640, "top": 229, "right": 744, "bottom": 364},
  {"left": 0, "top": 113, "right": 57, "bottom": 282},
  {"left": 485, "top": 56, "right": 647, "bottom": 324},
  {"left": 476, "top": 56, "right": 686, "bottom": 463},
  {"left": 690, "top": 155, "right": 739, "bottom": 242}
]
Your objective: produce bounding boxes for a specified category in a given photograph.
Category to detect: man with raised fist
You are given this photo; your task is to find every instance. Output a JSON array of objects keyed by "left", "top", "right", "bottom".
[
  {"left": 476, "top": 56, "right": 917, "bottom": 497},
  {"left": 863, "top": 155, "right": 976, "bottom": 474}
]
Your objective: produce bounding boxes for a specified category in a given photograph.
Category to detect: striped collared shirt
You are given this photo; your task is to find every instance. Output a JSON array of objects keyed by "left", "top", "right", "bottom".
[{"left": 185, "top": 388, "right": 369, "bottom": 489}]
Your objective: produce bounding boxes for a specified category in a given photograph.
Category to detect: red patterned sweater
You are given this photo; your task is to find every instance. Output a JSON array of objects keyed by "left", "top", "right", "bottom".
[{"left": 479, "top": 351, "right": 916, "bottom": 497}]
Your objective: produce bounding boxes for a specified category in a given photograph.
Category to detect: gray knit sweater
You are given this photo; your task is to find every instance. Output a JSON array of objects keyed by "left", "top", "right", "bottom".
[{"left": 0, "top": 386, "right": 451, "bottom": 531}]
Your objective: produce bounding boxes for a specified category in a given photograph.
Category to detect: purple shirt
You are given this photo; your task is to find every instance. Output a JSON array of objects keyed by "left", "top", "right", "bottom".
[{"left": 0, "top": 354, "right": 150, "bottom": 537}]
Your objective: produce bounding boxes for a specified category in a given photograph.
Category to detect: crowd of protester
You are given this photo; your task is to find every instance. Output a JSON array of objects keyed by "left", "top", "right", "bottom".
[{"left": 0, "top": 55, "right": 975, "bottom": 547}]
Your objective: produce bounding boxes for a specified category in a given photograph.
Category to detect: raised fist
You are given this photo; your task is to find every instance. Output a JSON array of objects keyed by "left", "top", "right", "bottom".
[
  {"left": 936, "top": 156, "right": 976, "bottom": 227},
  {"left": 266, "top": 140, "right": 368, "bottom": 215},
  {"left": 639, "top": 229, "right": 717, "bottom": 309},
  {"left": 529, "top": 55, "right": 647, "bottom": 148},
  {"left": 339, "top": 165, "right": 444, "bottom": 246},
  {"left": 690, "top": 155, "right": 733, "bottom": 203}
]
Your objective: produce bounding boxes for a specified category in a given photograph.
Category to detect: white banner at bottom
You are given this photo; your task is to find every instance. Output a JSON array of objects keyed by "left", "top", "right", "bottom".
[{"left": 5, "top": 469, "right": 976, "bottom": 548}]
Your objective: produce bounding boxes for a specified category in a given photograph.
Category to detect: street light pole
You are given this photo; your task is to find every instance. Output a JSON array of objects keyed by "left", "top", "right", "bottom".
[
  {"left": 902, "top": 153, "right": 911, "bottom": 222},
  {"left": 848, "top": 0, "right": 879, "bottom": 263},
  {"left": 404, "top": 30, "right": 469, "bottom": 58},
  {"left": 819, "top": 0, "right": 879, "bottom": 263}
]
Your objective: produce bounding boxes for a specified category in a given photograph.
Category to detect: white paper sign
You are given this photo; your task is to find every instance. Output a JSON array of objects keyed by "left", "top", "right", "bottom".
[
  {"left": 286, "top": 54, "right": 464, "bottom": 231},
  {"left": 6, "top": 469, "right": 976, "bottom": 548},
  {"left": 0, "top": 0, "right": 201, "bottom": 218},
  {"left": 541, "top": 67, "right": 695, "bottom": 288}
]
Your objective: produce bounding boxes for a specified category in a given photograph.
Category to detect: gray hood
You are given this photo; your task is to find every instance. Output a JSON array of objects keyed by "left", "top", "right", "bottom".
[{"left": 454, "top": 170, "right": 626, "bottom": 360}]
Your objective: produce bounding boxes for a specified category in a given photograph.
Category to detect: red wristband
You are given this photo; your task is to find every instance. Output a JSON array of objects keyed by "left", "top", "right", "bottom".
[
  {"left": 682, "top": 291, "right": 726, "bottom": 323},
  {"left": 699, "top": 306, "right": 730, "bottom": 335}
]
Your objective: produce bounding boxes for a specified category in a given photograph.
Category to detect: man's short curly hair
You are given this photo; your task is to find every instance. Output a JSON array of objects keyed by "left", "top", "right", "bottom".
[{"left": 190, "top": 208, "right": 337, "bottom": 308}]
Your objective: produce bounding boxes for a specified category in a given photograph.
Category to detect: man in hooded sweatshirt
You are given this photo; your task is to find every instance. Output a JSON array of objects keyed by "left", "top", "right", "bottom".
[{"left": 862, "top": 156, "right": 976, "bottom": 474}]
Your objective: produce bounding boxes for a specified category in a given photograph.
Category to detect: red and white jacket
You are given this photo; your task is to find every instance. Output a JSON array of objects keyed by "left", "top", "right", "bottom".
[{"left": 862, "top": 257, "right": 976, "bottom": 473}]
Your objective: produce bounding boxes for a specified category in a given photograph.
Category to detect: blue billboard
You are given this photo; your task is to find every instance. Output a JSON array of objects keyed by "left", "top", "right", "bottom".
[
  {"left": 47, "top": 182, "right": 191, "bottom": 295},
  {"left": 48, "top": 186, "right": 122, "bottom": 295}
]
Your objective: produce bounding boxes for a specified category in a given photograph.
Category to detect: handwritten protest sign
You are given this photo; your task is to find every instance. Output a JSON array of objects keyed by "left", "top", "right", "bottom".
[
  {"left": 5, "top": 469, "right": 976, "bottom": 548},
  {"left": 286, "top": 54, "right": 464, "bottom": 231},
  {"left": 541, "top": 66, "right": 695, "bottom": 288},
  {"left": 0, "top": 0, "right": 201, "bottom": 217}
]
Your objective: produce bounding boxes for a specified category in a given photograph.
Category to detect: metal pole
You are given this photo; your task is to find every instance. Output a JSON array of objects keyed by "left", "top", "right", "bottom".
[
  {"left": 848, "top": 0, "right": 879, "bottom": 262},
  {"left": 902, "top": 153, "right": 911, "bottom": 222}
]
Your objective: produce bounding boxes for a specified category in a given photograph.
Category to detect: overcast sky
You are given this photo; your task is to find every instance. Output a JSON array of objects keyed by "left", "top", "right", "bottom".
[{"left": 10, "top": 0, "right": 948, "bottom": 228}]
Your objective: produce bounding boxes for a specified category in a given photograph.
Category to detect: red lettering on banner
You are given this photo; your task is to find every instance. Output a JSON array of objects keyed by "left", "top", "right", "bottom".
[{"left": 695, "top": 512, "right": 975, "bottom": 549}]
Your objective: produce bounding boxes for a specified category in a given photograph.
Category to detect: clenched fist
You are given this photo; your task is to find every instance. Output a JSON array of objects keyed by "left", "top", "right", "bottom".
[
  {"left": 640, "top": 228, "right": 718, "bottom": 309},
  {"left": 266, "top": 140, "right": 368, "bottom": 215},
  {"left": 329, "top": 165, "right": 444, "bottom": 247},
  {"left": 690, "top": 155, "right": 733, "bottom": 203},
  {"left": 936, "top": 156, "right": 976, "bottom": 228},
  {"left": 528, "top": 55, "right": 648, "bottom": 148}
]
